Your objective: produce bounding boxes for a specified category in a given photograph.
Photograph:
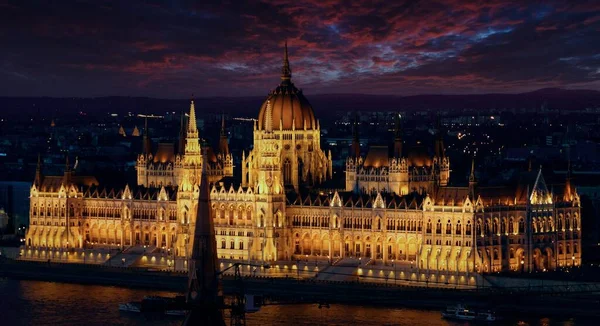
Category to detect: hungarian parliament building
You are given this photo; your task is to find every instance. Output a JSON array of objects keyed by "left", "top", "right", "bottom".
[{"left": 25, "top": 45, "right": 582, "bottom": 274}]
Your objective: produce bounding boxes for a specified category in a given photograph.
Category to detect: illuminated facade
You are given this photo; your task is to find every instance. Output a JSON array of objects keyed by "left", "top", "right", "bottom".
[
  {"left": 25, "top": 44, "right": 581, "bottom": 274},
  {"left": 346, "top": 115, "right": 449, "bottom": 195}
]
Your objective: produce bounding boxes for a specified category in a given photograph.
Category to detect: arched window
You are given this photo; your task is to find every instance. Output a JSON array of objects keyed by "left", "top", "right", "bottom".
[
  {"left": 573, "top": 217, "right": 578, "bottom": 230},
  {"left": 518, "top": 218, "right": 525, "bottom": 233},
  {"left": 446, "top": 220, "right": 452, "bottom": 234},
  {"left": 558, "top": 216, "right": 563, "bottom": 230},
  {"left": 221, "top": 239, "right": 226, "bottom": 249},
  {"left": 426, "top": 220, "right": 432, "bottom": 234},
  {"left": 509, "top": 217, "right": 515, "bottom": 233},
  {"left": 456, "top": 221, "right": 462, "bottom": 235},
  {"left": 566, "top": 216, "right": 571, "bottom": 230},
  {"left": 466, "top": 221, "right": 472, "bottom": 235},
  {"left": 283, "top": 158, "right": 292, "bottom": 185},
  {"left": 492, "top": 219, "right": 499, "bottom": 234},
  {"left": 436, "top": 220, "right": 442, "bottom": 234},
  {"left": 501, "top": 218, "right": 506, "bottom": 234},
  {"left": 476, "top": 220, "right": 482, "bottom": 235}
]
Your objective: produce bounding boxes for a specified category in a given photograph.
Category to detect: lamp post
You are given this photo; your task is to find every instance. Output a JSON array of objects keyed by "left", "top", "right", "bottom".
[
  {"left": 521, "top": 259, "right": 525, "bottom": 274},
  {"left": 392, "top": 259, "right": 396, "bottom": 285}
]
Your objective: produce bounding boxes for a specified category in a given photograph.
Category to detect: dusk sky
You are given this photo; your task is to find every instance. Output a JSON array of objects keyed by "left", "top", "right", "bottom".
[{"left": 1, "top": 1, "right": 600, "bottom": 98}]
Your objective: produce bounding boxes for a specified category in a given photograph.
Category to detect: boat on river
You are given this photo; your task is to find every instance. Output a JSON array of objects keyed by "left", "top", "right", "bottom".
[
  {"left": 441, "top": 303, "right": 499, "bottom": 322},
  {"left": 119, "top": 295, "right": 187, "bottom": 316}
]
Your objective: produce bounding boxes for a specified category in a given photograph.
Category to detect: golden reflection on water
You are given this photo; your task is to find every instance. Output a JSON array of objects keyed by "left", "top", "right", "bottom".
[{"left": 0, "top": 279, "right": 585, "bottom": 326}]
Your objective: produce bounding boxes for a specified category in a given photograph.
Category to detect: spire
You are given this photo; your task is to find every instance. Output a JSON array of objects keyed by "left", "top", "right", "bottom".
[
  {"left": 185, "top": 147, "right": 224, "bottom": 324},
  {"left": 65, "top": 154, "right": 71, "bottom": 173},
  {"left": 34, "top": 154, "right": 42, "bottom": 186},
  {"left": 564, "top": 148, "right": 573, "bottom": 202},
  {"left": 351, "top": 112, "right": 360, "bottom": 158},
  {"left": 394, "top": 112, "right": 403, "bottom": 158},
  {"left": 281, "top": 40, "right": 292, "bottom": 84},
  {"left": 469, "top": 157, "right": 476, "bottom": 182},
  {"left": 265, "top": 99, "right": 273, "bottom": 132},
  {"left": 63, "top": 153, "right": 72, "bottom": 185},
  {"left": 218, "top": 113, "right": 229, "bottom": 155},
  {"left": 143, "top": 117, "right": 151, "bottom": 154},
  {"left": 434, "top": 114, "right": 445, "bottom": 158},
  {"left": 188, "top": 99, "right": 198, "bottom": 134}
]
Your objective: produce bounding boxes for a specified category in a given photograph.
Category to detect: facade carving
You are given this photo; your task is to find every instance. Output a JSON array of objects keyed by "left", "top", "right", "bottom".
[{"left": 25, "top": 44, "right": 581, "bottom": 274}]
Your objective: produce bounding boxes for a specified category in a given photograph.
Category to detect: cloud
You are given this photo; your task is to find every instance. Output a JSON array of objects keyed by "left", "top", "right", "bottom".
[{"left": 0, "top": 0, "right": 599, "bottom": 97}]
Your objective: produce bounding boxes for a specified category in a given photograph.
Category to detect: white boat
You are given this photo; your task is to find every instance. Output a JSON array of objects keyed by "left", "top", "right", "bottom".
[
  {"left": 119, "top": 302, "right": 141, "bottom": 313},
  {"left": 165, "top": 310, "right": 187, "bottom": 316},
  {"left": 441, "top": 304, "right": 499, "bottom": 322}
]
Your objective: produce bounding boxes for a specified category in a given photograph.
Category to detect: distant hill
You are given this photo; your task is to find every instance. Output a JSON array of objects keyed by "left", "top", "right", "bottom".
[{"left": 0, "top": 88, "right": 599, "bottom": 120}]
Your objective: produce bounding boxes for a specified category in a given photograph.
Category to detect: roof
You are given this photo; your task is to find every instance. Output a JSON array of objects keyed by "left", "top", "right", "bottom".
[
  {"left": 363, "top": 146, "right": 390, "bottom": 168},
  {"left": 432, "top": 187, "right": 470, "bottom": 205},
  {"left": 406, "top": 144, "right": 432, "bottom": 167},
  {"left": 153, "top": 143, "right": 175, "bottom": 163},
  {"left": 39, "top": 175, "right": 99, "bottom": 192}
]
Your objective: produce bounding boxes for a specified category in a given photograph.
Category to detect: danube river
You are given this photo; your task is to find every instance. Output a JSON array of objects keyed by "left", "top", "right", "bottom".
[{"left": 0, "top": 278, "right": 586, "bottom": 325}]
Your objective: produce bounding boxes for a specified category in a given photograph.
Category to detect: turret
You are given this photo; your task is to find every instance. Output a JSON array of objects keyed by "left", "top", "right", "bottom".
[
  {"left": 469, "top": 157, "right": 477, "bottom": 199},
  {"left": 564, "top": 153, "right": 573, "bottom": 202},
  {"left": 143, "top": 117, "right": 152, "bottom": 155},
  {"left": 218, "top": 114, "right": 229, "bottom": 156},
  {"left": 393, "top": 112, "right": 403, "bottom": 158}
]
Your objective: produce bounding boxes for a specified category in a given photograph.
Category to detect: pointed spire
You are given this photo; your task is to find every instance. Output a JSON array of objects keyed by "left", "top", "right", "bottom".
[
  {"left": 281, "top": 40, "right": 292, "bottom": 84},
  {"left": 65, "top": 154, "right": 70, "bottom": 173},
  {"left": 186, "top": 145, "right": 221, "bottom": 316},
  {"left": 188, "top": 99, "right": 198, "bottom": 134},
  {"left": 564, "top": 149, "right": 573, "bottom": 202},
  {"left": 34, "top": 153, "right": 42, "bottom": 186},
  {"left": 434, "top": 114, "right": 445, "bottom": 158},
  {"left": 469, "top": 157, "right": 476, "bottom": 183},
  {"left": 265, "top": 99, "right": 273, "bottom": 132},
  {"left": 351, "top": 112, "right": 360, "bottom": 158},
  {"left": 218, "top": 113, "right": 229, "bottom": 155},
  {"left": 143, "top": 117, "right": 151, "bottom": 154},
  {"left": 394, "top": 112, "right": 403, "bottom": 158},
  {"left": 63, "top": 153, "right": 72, "bottom": 185}
]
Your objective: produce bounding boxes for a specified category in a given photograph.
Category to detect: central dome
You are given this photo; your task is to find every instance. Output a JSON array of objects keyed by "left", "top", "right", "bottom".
[{"left": 257, "top": 42, "right": 317, "bottom": 131}]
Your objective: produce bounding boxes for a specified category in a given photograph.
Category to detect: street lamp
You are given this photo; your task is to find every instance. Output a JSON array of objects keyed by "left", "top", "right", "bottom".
[
  {"left": 521, "top": 259, "right": 525, "bottom": 273},
  {"left": 392, "top": 259, "right": 396, "bottom": 285}
]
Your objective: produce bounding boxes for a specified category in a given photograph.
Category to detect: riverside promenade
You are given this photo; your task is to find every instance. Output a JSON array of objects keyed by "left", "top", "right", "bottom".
[{"left": 2, "top": 256, "right": 600, "bottom": 318}]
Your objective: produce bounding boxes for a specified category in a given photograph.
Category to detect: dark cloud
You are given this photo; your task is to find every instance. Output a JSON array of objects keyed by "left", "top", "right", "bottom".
[{"left": 0, "top": 0, "right": 599, "bottom": 97}]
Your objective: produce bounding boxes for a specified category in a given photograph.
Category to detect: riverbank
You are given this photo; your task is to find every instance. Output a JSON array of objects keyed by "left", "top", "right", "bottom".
[{"left": 1, "top": 257, "right": 600, "bottom": 318}]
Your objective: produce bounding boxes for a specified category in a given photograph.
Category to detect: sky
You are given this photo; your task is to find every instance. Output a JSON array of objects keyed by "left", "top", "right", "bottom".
[{"left": 1, "top": 0, "right": 600, "bottom": 98}]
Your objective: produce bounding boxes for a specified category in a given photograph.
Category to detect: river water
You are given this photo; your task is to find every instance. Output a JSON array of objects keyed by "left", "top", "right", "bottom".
[{"left": 0, "top": 278, "right": 586, "bottom": 325}]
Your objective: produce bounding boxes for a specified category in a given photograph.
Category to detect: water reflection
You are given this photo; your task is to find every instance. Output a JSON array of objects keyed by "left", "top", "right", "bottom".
[{"left": 0, "top": 279, "right": 584, "bottom": 326}]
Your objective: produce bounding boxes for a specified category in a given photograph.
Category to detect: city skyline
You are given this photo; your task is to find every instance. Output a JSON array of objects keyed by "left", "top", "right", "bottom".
[{"left": 1, "top": 1, "right": 599, "bottom": 98}]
